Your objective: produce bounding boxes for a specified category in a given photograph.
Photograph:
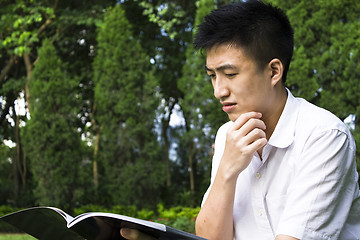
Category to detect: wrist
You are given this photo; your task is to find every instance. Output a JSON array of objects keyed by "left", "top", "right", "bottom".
[{"left": 217, "top": 162, "right": 240, "bottom": 185}]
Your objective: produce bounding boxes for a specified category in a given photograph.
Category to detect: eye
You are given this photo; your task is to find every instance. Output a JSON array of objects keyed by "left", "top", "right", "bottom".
[
  {"left": 225, "top": 73, "right": 238, "bottom": 78},
  {"left": 208, "top": 73, "right": 216, "bottom": 81}
]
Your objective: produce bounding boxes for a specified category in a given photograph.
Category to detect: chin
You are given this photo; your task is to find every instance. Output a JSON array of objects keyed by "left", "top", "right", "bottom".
[{"left": 228, "top": 113, "right": 239, "bottom": 122}]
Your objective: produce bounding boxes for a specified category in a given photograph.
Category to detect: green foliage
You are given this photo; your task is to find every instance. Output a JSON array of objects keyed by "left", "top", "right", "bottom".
[
  {"left": 0, "top": 206, "right": 18, "bottom": 217},
  {"left": 21, "top": 39, "right": 82, "bottom": 211},
  {"left": 0, "top": 234, "right": 36, "bottom": 240},
  {"left": 0, "top": 206, "right": 21, "bottom": 232},
  {"left": 0, "top": 0, "right": 54, "bottom": 56},
  {"left": 0, "top": 146, "right": 13, "bottom": 204},
  {"left": 157, "top": 203, "right": 200, "bottom": 220},
  {"left": 175, "top": 0, "right": 227, "bottom": 207},
  {"left": 93, "top": 5, "right": 164, "bottom": 208},
  {"left": 1, "top": 0, "right": 359, "bottom": 212},
  {"left": 138, "top": 1, "right": 187, "bottom": 40},
  {"left": 136, "top": 208, "right": 156, "bottom": 220}
]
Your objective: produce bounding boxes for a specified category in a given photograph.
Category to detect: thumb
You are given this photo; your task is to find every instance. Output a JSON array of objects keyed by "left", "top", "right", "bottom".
[{"left": 120, "top": 228, "right": 156, "bottom": 240}]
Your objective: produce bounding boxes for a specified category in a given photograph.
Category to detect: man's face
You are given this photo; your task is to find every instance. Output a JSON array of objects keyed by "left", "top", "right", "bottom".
[{"left": 206, "top": 44, "right": 273, "bottom": 122}]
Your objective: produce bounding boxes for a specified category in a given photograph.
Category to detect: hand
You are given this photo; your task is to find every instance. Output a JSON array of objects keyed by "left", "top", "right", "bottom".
[
  {"left": 221, "top": 112, "right": 267, "bottom": 179},
  {"left": 120, "top": 228, "right": 156, "bottom": 240}
]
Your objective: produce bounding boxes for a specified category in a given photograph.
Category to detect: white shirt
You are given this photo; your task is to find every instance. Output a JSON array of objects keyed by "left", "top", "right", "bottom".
[{"left": 202, "top": 89, "right": 360, "bottom": 240}]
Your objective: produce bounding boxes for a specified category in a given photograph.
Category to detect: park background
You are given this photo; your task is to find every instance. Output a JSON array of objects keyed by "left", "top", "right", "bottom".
[{"left": 0, "top": 0, "right": 359, "bottom": 235}]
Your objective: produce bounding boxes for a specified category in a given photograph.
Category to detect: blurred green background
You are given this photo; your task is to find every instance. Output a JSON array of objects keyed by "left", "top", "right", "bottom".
[{"left": 0, "top": 0, "right": 359, "bottom": 232}]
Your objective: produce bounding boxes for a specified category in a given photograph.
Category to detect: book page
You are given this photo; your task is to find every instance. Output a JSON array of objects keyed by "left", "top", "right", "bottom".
[
  {"left": 68, "top": 212, "right": 166, "bottom": 240},
  {"left": 47, "top": 207, "right": 74, "bottom": 223},
  {"left": 69, "top": 212, "right": 165, "bottom": 231},
  {"left": 0, "top": 207, "right": 83, "bottom": 240}
]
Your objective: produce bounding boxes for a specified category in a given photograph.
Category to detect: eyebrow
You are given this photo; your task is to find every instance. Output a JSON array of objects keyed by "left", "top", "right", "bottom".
[{"left": 205, "top": 64, "right": 238, "bottom": 72}]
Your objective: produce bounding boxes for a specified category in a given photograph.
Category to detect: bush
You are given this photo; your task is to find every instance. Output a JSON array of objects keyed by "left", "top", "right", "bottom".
[
  {"left": 0, "top": 206, "right": 22, "bottom": 233},
  {"left": 154, "top": 204, "right": 199, "bottom": 233},
  {"left": 136, "top": 208, "right": 155, "bottom": 220},
  {"left": 0, "top": 206, "right": 17, "bottom": 217},
  {"left": 73, "top": 204, "right": 108, "bottom": 216}
]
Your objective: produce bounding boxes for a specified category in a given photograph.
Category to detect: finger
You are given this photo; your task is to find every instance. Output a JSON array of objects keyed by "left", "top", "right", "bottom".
[
  {"left": 234, "top": 126, "right": 267, "bottom": 151},
  {"left": 235, "top": 128, "right": 267, "bottom": 157},
  {"left": 229, "top": 112, "right": 262, "bottom": 132},
  {"left": 244, "top": 136, "right": 268, "bottom": 154},
  {"left": 238, "top": 118, "right": 266, "bottom": 136},
  {"left": 120, "top": 228, "right": 156, "bottom": 240},
  {"left": 244, "top": 127, "right": 267, "bottom": 146},
  {"left": 228, "top": 118, "right": 266, "bottom": 145}
]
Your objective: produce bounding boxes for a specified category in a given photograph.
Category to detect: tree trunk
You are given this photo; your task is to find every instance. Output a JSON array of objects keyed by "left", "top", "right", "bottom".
[
  {"left": 188, "top": 151, "right": 195, "bottom": 193},
  {"left": 12, "top": 102, "right": 28, "bottom": 189},
  {"left": 91, "top": 103, "right": 101, "bottom": 188},
  {"left": 93, "top": 129, "right": 100, "bottom": 187},
  {"left": 0, "top": 55, "right": 16, "bottom": 87},
  {"left": 162, "top": 118, "right": 171, "bottom": 187},
  {"left": 12, "top": 104, "right": 20, "bottom": 201},
  {"left": 161, "top": 99, "right": 177, "bottom": 188},
  {"left": 23, "top": 53, "right": 32, "bottom": 114}
]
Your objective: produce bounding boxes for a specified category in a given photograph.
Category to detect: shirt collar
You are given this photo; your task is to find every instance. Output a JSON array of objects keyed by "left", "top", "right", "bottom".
[{"left": 267, "top": 88, "right": 297, "bottom": 148}]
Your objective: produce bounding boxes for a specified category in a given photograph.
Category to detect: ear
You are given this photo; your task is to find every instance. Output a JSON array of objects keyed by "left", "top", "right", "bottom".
[{"left": 268, "top": 58, "right": 283, "bottom": 87}]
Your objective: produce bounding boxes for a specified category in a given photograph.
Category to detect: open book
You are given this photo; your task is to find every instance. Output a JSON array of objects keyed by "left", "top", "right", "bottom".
[{"left": 0, "top": 207, "right": 207, "bottom": 240}]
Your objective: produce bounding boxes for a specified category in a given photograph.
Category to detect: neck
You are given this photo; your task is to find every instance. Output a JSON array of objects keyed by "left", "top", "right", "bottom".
[{"left": 262, "top": 87, "right": 288, "bottom": 141}]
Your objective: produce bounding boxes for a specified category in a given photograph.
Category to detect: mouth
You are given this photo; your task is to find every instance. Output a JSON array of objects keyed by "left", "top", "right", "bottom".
[{"left": 221, "top": 102, "right": 236, "bottom": 113}]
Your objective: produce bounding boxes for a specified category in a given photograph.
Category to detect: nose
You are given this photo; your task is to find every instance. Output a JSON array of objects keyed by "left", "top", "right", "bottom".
[{"left": 213, "top": 77, "right": 230, "bottom": 100}]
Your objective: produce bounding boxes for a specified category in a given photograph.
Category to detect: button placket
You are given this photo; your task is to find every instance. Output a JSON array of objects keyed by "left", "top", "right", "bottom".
[{"left": 251, "top": 162, "right": 275, "bottom": 239}]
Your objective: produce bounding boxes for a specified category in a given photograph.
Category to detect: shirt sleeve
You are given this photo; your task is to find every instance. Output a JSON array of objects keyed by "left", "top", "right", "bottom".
[{"left": 276, "top": 129, "right": 358, "bottom": 239}]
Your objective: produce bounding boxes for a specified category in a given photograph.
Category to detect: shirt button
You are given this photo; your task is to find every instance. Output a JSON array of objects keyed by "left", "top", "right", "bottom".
[
  {"left": 255, "top": 172, "right": 261, "bottom": 179},
  {"left": 257, "top": 209, "right": 263, "bottom": 216}
]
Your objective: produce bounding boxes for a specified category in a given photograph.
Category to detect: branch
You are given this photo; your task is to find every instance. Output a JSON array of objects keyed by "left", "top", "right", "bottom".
[
  {"left": 0, "top": 55, "right": 16, "bottom": 87},
  {"left": 36, "top": 18, "right": 52, "bottom": 36},
  {"left": 53, "top": 0, "right": 60, "bottom": 11}
]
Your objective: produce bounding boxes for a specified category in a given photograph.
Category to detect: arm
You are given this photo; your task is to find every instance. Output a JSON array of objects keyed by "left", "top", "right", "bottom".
[
  {"left": 275, "top": 235, "right": 299, "bottom": 240},
  {"left": 196, "top": 112, "right": 267, "bottom": 240}
]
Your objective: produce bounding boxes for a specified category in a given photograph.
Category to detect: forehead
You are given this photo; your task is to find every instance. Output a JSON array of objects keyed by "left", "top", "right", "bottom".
[{"left": 205, "top": 43, "right": 253, "bottom": 70}]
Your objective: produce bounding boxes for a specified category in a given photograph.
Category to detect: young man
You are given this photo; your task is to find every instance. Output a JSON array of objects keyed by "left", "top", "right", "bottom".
[
  {"left": 120, "top": 1, "right": 360, "bottom": 239},
  {"left": 194, "top": 1, "right": 360, "bottom": 240}
]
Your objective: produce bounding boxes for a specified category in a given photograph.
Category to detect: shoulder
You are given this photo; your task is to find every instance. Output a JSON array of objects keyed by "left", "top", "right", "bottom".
[
  {"left": 214, "top": 121, "right": 233, "bottom": 146},
  {"left": 214, "top": 121, "right": 233, "bottom": 147},
  {"left": 216, "top": 121, "right": 233, "bottom": 136},
  {"left": 213, "top": 121, "right": 233, "bottom": 160},
  {"left": 289, "top": 97, "right": 356, "bottom": 161},
  {"left": 295, "top": 97, "right": 352, "bottom": 139}
]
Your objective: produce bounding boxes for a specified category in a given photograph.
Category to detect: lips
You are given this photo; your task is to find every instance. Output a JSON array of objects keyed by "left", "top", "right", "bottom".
[{"left": 221, "top": 102, "right": 236, "bottom": 112}]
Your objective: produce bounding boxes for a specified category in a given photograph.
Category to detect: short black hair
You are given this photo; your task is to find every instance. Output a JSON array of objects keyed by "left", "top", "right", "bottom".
[{"left": 194, "top": 0, "right": 294, "bottom": 82}]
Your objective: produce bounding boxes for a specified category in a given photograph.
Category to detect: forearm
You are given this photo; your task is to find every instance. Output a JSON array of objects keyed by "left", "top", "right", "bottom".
[
  {"left": 195, "top": 167, "right": 237, "bottom": 240},
  {"left": 196, "top": 113, "right": 267, "bottom": 239},
  {"left": 275, "top": 235, "right": 299, "bottom": 240}
]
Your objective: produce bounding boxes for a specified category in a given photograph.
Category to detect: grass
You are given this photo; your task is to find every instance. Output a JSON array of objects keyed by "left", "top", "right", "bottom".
[{"left": 0, "top": 234, "right": 36, "bottom": 240}]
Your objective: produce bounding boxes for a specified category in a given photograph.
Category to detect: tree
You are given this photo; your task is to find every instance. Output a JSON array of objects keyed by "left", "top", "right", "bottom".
[
  {"left": 92, "top": 5, "right": 164, "bottom": 208},
  {"left": 22, "top": 39, "right": 82, "bottom": 212},
  {"left": 176, "top": 0, "right": 228, "bottom": 205},
  {"left": 122, "top": 0, "right": 198, "bottom": 190},
  {"left": 0, "top": 0, "right": 115, "bottom": 206},
  {"left": 0, "top": 144, "right": 15, "bottom": 205},
  {"left": 0, "top": 0, "right": 56, "bottom": 205}
]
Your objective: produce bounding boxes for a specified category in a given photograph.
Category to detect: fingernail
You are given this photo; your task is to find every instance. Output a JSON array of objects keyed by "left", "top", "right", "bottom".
[{"left": 121, "top": 228, "right": 130, "bottom": 236}]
